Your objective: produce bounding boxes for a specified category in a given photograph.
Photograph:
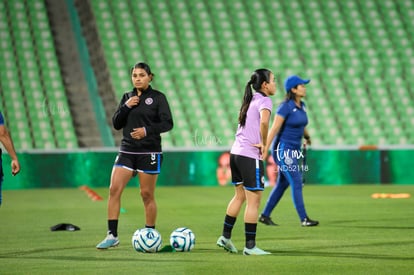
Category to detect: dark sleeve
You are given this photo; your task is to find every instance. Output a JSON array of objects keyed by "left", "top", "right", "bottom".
[
  {"left": 146, "top": 94, "right": 174, "bottom": 135},
  {"left": 276, "top": 101, "right": 290, "bottom": 118},
  {"left": 112, "top": 94, "right": 132, "bottom": 130}
]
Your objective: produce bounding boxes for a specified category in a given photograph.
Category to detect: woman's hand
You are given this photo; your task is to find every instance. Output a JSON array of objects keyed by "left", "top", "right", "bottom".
[
  {"left": 253, "top": 143, "right": 267, "bottom": 159},
  {"left": 125, "top": 96, "right": 140, "bottom": 108},
  {"left": 305, "top": 137, "right": 312, "bottom": 146},
  {"left": 130, "top": 127, "right": 146, "bottom": 140}
]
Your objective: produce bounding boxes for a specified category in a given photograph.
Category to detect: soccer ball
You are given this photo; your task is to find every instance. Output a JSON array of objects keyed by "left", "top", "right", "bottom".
[
  {"left": 169, "top": 227, "right": 195, "bottom": 252},
  {"left": 131, "top": 228, "right": 162, "bottom": 253}
]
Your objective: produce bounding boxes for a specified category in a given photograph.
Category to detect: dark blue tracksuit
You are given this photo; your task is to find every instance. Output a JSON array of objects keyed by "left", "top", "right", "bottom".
[{"left": 262, "top": 100, "right": 309, "bottom": 221}]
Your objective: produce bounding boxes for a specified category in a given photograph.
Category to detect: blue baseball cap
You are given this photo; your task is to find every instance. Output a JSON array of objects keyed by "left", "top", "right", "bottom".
[{"left": 284, "top": 75, "right": 311, "bottom": 92}]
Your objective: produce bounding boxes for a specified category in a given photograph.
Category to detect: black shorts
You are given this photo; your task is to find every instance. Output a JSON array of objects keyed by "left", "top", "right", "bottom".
[
  {"left": 114, "top": 152, "right": 163, "bottom": 174},
  {"left": 230, "top": 154, "right": 265, "bottom": 191}
]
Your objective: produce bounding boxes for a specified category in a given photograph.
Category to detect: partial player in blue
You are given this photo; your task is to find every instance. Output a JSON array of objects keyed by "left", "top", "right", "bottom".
[
  {"left": 259, "top": 75, "right": 319, "bottom": 227},
  {"left": 0, "top": 111, "right": 21, "bottom": 205}
]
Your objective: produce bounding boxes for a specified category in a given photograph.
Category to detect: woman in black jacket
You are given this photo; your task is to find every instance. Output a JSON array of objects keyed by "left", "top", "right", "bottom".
[{"left": 97, "top": 62, "right": 173, "bottom": 249}]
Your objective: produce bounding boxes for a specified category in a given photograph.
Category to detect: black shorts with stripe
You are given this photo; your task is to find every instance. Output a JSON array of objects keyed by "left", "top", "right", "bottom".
[
  {"left": 114, "top": 152, "right": 163, "bottom": 174},
  {"left": 230, "top": 154, "right": 265, "bottom": 191}
]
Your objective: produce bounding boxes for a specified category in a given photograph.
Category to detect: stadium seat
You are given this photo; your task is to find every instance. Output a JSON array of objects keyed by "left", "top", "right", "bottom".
[
  {"left": 0, "top": 0, "right": 78, "bottom": 149},
  {"left": 3, "top": 0, "right": 414, "bottom": 148}
]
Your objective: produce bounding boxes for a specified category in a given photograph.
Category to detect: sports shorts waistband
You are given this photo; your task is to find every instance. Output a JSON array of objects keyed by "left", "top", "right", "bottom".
[{"left": 119, "top": 150, "right": 162, "bottom": 155}]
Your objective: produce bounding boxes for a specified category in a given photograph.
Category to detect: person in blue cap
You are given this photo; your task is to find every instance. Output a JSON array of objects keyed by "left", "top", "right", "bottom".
[{"left": 259, "top": 75, "right": 319, "bottom": 227}]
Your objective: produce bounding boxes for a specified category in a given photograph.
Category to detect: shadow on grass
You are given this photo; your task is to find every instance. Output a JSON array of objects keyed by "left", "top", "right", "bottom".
[
  {"left": 1, "top": 241, "right": 413, "bottom": 262},
  {"left": 0, "top": 245, "right": 208, "bottom": 262}
]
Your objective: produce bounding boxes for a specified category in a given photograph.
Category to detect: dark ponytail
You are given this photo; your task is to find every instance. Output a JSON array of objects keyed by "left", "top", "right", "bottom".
[
  {"left": 285, "top": 86, "right": 300, "bottom": 101},
  {"left": 238, "top": 69, "right": 272, "bottom": 127}
]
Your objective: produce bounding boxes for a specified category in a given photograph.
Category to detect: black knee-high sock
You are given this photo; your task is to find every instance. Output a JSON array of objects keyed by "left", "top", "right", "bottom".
[
  {"left": 108, "top": 220, "right": 118, "bottom": 237},
  {"left": 222, "top": 215, "right": 236, "bottom": 239},
  {"left": 245, "top": 223, "right": 257, "bottom": 249}
]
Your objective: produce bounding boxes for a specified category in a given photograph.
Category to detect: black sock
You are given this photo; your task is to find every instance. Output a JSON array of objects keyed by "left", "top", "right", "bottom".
[
  {"left": 245, "top": 223, "right": 257, "bottom": 249},
  {"left": 145, "top": 225, "right": 155, "bottom": 229},
  {"left": 222, "top": 215, "right": 237, "bottom": 239},
  {"left": 108, "top": 220, "right": 118, "bottom": 237}
]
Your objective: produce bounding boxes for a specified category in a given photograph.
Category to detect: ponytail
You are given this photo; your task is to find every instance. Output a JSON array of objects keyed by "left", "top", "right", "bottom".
[
  {"left": 238, "top": 81, "right": 254, "bottom": 126},
  {"left": 285, "top": 89, "right": 296, "bottom": 102},
  {"left": 238, "top": 69, "right": 272, "bottom": 127}
]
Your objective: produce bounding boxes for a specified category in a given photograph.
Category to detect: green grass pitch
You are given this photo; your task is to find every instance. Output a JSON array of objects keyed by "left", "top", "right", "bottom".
[{"left": 1, "top": 185, "right": 413, "bottom": 274}]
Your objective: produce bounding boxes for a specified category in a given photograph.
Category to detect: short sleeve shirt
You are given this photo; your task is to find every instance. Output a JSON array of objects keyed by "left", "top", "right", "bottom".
[
  {"left": 274, "top": 100, "right": 308, "bottom": 148},
  {"left": 230, "top": 92, "right": 273, "bottom": 160}
]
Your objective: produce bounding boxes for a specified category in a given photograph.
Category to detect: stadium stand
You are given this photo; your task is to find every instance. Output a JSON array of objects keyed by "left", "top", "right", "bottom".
[
  {"left": 0, "top": 0, "right": 413, "bottom": 148},
  {"left": 1, "top": 0, "right": 78, "bottom": 149}
]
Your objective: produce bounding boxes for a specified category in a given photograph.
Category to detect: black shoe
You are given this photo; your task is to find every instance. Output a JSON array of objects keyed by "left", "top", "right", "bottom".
[
  {"left": 301, "top": 217, "right": 319, "bottom": 227},
  {"left": 259, "top": 215, "right": 278, "bottom": 226}
]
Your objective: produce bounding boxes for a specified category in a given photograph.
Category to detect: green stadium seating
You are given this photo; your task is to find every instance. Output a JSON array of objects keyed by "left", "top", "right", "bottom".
[
  {"left": 88, "top": 0, "right": 414, "bottom": 146},
  {"left": 0, "top": 0, "right": 78, "bottom": 149},
  {"left": 2, "top": 0, "right": 414, "bottom": 148}
]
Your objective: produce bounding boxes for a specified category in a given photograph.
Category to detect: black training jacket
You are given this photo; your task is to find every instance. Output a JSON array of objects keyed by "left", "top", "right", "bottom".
[{"left": 112, "top": 86, "right": 173, "bottom": 153}]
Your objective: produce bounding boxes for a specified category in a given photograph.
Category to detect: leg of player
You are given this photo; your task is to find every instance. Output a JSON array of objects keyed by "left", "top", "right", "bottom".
[
  {"left": 226, "top": 184, "right": 245, "bottom": 217},
  {"left": 96, "top": 166, "right": 132, "bottom": 249},
  {"left": 259, "top": 173, "right": 289, "bottom": 226},
  {"left": 290, "top": 175, "right": 307, "bottom": 220},
  {"left": 243, "top": 189, "right": 270, "bottom": 255},
  {"left": 289, "top": 168, "right": 319, "bottom": 227},
  {"left": 217, "top": 184, "right": 245, "bottom": 253},
  {"left": 302, "top": 143, "right": 307, "bottom": 186},
  {"left": 138, "top": 172, "right": 158, "bottom": 228}
]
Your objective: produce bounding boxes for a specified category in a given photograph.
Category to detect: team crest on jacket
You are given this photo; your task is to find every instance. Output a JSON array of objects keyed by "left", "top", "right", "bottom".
[{"left": 145, "top": 98, "right": 153, "bottom": 105}]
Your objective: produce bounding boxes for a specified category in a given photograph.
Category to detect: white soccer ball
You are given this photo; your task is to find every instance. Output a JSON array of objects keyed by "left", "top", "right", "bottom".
[
  {"left": 131, "top": 228, "right": 162, "bottom": 253},
  {"left": 170, "top": 227, "right": 195, "bottom": 252}
]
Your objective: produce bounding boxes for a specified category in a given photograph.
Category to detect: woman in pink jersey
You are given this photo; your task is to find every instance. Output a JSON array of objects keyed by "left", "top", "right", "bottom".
[{"left": 217, "top": 69, "right": 276, "bottom": 255}]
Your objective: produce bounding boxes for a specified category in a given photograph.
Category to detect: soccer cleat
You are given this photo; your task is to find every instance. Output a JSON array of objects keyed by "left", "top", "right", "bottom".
[
  {"left": 301, "top": 217, "right": 319, "bottom": 227},
  {"left": 258, "top": 215, "right": 278, "bottom": 226},
  {"left": 216, "top": 236, "right": 238, "bottom": 253},
  {"left": 243, "top": 246, "right": 271, "bottom": 256},
  {"left": 96, "top": 232, "right": 120, "bottom": 249}
]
